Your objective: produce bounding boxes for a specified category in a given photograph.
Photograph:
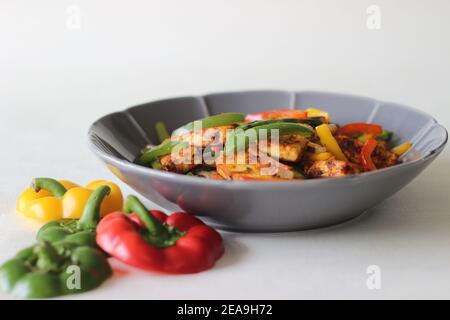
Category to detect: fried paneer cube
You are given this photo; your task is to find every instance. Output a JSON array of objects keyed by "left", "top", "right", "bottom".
[
  {"left": 306, "top": 160, "right": 360, "bottom": 178},
  {"left": 159, "top": 154, "right": 197, "bottom": 174},
  {"left": 174, "top": 125, "right": 234, "bottom": 148},
  {"left": 334, "top": 135, "right": 362, "bottom": 164},
  {"left": 335, "top": 135, "right": 399, "bottom": 169},
  {"left": 372, "top": 141, "right": 399, "bottom": 168},
  {"left": 259, "top": 134, "right": 309, "bottom": 162},
  {"left": 159, "top": 145, "right": 201, "bottom": 174},
  {"left": 196, "top": 170, "right": 224, "bottom": 180},
  {"left": 216, "top": 151, "right": 294, "bottom": 180}
]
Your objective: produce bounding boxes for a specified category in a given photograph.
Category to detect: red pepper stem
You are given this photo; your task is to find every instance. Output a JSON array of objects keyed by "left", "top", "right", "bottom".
[
  {"left": 77, "top": 185, "right": 111, "bottom": 230},
  {"left": 124, "top": 195, "right": 170, "bottom": 238},
  {"left": 31, "top": 178, "right": 67, "bottom": 199}
]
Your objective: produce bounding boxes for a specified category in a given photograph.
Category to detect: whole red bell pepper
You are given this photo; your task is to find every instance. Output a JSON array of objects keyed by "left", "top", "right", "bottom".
[
  {"left": 360, "top": 137, "right": 378, "bottom": 171},
  {"left": 338, "top": 122, "right": 383, "bottom": 136},
  {"left": 96, "top": 195, "right": 224, "bottom": 274}
]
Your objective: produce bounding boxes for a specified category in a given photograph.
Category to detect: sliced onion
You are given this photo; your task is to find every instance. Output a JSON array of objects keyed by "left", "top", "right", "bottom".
[{"left": 307, "top": 142, "right": 327, "bottom": 153}]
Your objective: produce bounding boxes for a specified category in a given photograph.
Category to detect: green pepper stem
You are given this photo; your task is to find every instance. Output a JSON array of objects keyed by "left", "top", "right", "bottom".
[
  {"left": 123, "top": 195, "right": 170, "bottom": 238},
  {"left": 31, "top": 178, "right": 67, "bottom": 198},
  {"left": 77, "top": 185, "right": 111, "bottom": 230}
]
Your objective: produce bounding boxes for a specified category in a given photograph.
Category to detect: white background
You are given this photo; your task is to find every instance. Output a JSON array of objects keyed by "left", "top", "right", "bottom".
[{"left": 1, "top": 0, "right": 449, "bottom": 299}]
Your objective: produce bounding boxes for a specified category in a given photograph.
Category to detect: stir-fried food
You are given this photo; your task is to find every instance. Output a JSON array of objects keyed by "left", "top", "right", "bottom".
[{"left": 137, "top": 109, "right": 412, "bottom": 181}]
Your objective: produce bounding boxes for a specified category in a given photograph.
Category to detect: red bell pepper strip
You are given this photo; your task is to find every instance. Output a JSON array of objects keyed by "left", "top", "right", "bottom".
[
  {"left": 360, "top": 137, "right": 378, "bottom": 171},
  {"left": 96, "top": 195, "right": 224, "bottom": 274},
  {"left": 245, "top": 109, "right": 307, "bottom": 122},
  {"left": 338, "top": 122, "right": 383, "bottom": 136}
]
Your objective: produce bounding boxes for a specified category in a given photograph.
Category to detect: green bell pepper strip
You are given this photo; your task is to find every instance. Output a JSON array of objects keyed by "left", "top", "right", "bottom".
[
  {"left": 137, "top": 140, "right": 179, "bottom": 166},
  {"left": 238, "top": 118, "right": 322, "bottom": 131},
  {"left": 292, "top": 168, "right": 305, "bottom": 179},
  {"left": 151, "top": 160, "right": 162, "bottom": 169},
  {"left": 155, "top": 121, "right": 170, "bottom": 143},
  {"left": 376, "top": 129, "right": 392, "bottom": 141},
  {"left": 36, "top": 185, "right": 111, "bottom": 247},
  {"left": 355, "top": 129, "right": 392, "bottom": 143},
  {"left": 137, "top": 140, "right": 189, "bottom": 167},
  {"left": 299, "top": 118, "right": 325, "bottom": 127},
  {"left": 172, "top": 113, "right": 245, "bottom": 137},
  {"left": 225, "top": 122, "right": 314, "bottom": 156},
  {"left": 0, "top": 241, "right": 112, "bottom": 299}
]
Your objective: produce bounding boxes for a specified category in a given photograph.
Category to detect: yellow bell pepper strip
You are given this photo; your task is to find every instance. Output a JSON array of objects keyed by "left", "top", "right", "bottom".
[
  {"left": 316, "top": 124, "right": 348, "bottom": 161},
  {"left": 310, "top": 152, "right": 333, "bottom": 161},
  {"left": 306, "top": 108, "right": 331, "bottom": 123},
  {"left": 391, "top": 142, "right": 412, "bottom": 156},
  {"left": 17, "top": 178, "right": 123, "bottom": 222}
]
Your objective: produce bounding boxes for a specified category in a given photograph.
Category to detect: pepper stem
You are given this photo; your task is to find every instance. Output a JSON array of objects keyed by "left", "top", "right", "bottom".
[
  {"left": 77, "top": 185, "right": 111, "bottom": 230},
  {"left": 31, "top": 177, "right": 67, "bottom": 198},
  {"left": 124, "top": 195, "right": 170, "bottom": 238}
]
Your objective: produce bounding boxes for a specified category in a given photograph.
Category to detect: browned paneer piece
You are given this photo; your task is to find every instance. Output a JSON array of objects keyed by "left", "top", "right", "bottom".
[
  {"left": 159, "top": 154, "right": 197, "bottom": 174},
  {"left": 335, "top": 135, "right": 399, "bottom": 169},
  {"left": 158, "top": 144, "right": 202, "bottom": 174},
  {"left": 334, "top": 135, "right": 363, "bottom": 164},
  {"left": 259, "top": 134, "right": 309, "bottom": 162},
  {"left": 372, "top": 141, "right": 399, "bottom": 168},
  {"left": 196, "top": 170, "right": 225, "bottom": 180},
  {"left": 173, "top": 125, "right": 235, "bottom": 148},
  {"left": 306, "top": 160, "right": 360, "bottom": 178},
  {"left": 216, "top": 151, "right": 294, "bottom": 181}
]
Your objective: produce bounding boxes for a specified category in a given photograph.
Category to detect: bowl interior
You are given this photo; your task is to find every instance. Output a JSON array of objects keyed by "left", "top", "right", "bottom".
[{"left": 89, "top": 90, "right": 447, "bottom": 166}]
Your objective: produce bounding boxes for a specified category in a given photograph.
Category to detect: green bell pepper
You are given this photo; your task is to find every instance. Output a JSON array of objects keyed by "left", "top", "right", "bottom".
[
  {"left": 355, "top": 129, "right": 392, "bottom": 143},
  {"left": 376, "top": 129, "right": 392, "bottom": 141},
  {"left": 137, "top": 140, "right": 190, "bottom": 167},
  {"left": 155, "top": 121, "right": 170, "bottom": 143},
  {"left": 225, "top": 122, "right": 314, "bottom": 156},
  {"left": 0, "top": 241, "right": 112, "bottom": 298},
  {"left": 238, "top": 118, "right": 322, "bottom": 131},
  {"left": 292, "top": 167, "right": 305, "bottom": 179},
  {"left": 172, "top": 113, "right": 245, "bottom": 137},
  {"left": 36, "top": 185, "right": 110, "bottom": 247}
]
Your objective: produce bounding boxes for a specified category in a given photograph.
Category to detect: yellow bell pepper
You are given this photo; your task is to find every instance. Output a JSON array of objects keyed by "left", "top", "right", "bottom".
[
  {"left": 306, "top": 108, "right": 331, "bottom": 123},
  {"left": 391, "top": 142, "right": 412, "bottom": 156},
  {"left": 17, "top": 178, "right": 123, "bottom": 222},
  {"left": 316, "top": 124, "right": 348, "bottom": 161},
  {"left": 310, "top": 152, "right": 333, "bottom": 161}
]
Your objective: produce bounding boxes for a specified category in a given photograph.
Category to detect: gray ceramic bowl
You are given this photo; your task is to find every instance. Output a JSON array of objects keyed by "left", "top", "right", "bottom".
[{"left": 88, "top": 90, "right": 447, "bottom": 232}]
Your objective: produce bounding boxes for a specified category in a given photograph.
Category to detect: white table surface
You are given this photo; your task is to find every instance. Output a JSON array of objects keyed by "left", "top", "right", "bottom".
[{"left": 1, "top": 0, "right": 450, "bottom": 299}]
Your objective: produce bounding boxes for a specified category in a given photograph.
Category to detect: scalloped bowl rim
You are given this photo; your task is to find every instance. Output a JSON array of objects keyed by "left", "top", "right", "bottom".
[{"left": 87, "top": 90, "right": 448, "bottom": 189}]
